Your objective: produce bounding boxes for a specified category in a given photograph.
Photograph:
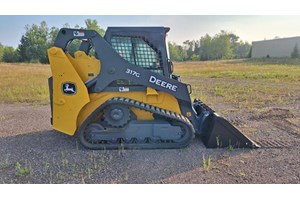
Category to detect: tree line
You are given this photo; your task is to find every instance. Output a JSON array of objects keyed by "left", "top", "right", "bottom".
[
  {"left": 168, "top": 30, "right": 252, "bottom": 61},
  {"left": 0, "top": 19, "right": 105, "bottom": 64},
  {"left": 0, "top": 19, "right": 252, "bottom": 63}
]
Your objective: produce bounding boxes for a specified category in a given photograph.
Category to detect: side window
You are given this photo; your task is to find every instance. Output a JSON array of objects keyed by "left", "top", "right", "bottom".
[{"left": 111, "top": 36, "right": 163, "bottom": 75}]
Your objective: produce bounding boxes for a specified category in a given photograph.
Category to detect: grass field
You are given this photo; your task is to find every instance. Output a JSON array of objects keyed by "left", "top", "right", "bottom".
[
  {"left": 0, "top": 63, "right": 51, "bottom": 104},
  {"left": 0, "top": 59, "right": 300, "bottom": 111},
  {"left": 175, "top": 59, "right": 300, "bottom": 110}
]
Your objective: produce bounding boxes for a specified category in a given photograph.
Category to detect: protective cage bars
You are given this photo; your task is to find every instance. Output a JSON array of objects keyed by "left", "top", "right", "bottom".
[{"left": 111, "top": 36, "right": 164, "bottom": 75}]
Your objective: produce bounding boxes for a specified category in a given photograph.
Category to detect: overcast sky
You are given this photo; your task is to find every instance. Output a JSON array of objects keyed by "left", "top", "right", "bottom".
[{"left": 1, "top": 15, "right": 300, "bottom": 48}]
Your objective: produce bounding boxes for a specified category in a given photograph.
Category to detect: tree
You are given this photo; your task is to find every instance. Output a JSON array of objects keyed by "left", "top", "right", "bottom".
[
  {"left": 168, "top": 42, "right": 188, "bottom": 61},
  {"left": 191, "top": 54, "right": 199, "bottom": 61},
  {"left": 194, "top": 40, "right": 200, "bottom": 59},
  {"left": 2, "top": 46, "right": 19, "bottom": 63},
  {"left": 0, "top": 43, "right": 4, "bottom": 62},
  {"left": 199, "top": 31, "right": 250, "bottom": 60},
  {"left": 18, "top": 21, "right": 49, "bottom": 63},
  {"left": 183, "top": 40, "right": 195, "bottom": 60},
  {"left": 234, "top": 41, "right": 251, "bottom": 59},
  {"left": 199, "top": 34, "right": 212, "bottom": 61},
  {"left": 85, "top": 19, "right": 105, "bottom": 36},
  {"left": 48, "top": 27, "right": 59, "bottom": 47},
  {"left": 178, "top": 45, "right": 188, "bottom": 61},
  {"left": 291, "top": 43, "right": 299, "bottom": 58},
  {"left": 168, "top": 42, "right": 180, "bottom": 61},
  {"left": 229, "top": 33, "right": 241, "bottom": 58},
  {"left": 214, "top": 31, "right": 233, "bottom": 59}
]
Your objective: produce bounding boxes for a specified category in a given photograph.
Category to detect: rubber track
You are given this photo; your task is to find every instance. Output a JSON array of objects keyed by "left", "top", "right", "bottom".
[{"left": 78, "top": 97, "right": 195, "bottom": 149}]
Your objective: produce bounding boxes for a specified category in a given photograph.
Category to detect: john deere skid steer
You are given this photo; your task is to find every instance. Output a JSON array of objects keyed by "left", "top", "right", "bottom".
[{"left": 48, "top": 27, "right": 259, "bottom": 149}]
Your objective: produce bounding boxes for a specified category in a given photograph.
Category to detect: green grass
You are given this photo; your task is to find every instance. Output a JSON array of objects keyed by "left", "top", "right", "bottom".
[
  {"left": 175, "top": 59, "right": 300, "bottom": 109},
  {"left": 15, "top": 161, "right": 32, "bottom": 177},
  {"left": 0, "top": 63, "right": 51, "bottom": 104},
  {"left": 202, "top": 154, "right": 212, "bottom": 172},
  {"left": 175, "top": 59, "right": 300, "bottom": 82}
]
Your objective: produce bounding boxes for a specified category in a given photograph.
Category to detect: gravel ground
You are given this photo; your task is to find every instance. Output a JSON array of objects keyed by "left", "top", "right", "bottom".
[{"left": 0, "top": 102, "right": 299, "bottom": 184}]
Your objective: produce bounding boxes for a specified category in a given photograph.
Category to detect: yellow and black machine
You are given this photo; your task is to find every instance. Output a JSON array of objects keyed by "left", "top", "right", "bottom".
[{"left": 48, "top": 27, "right": 259, "bottom": 149}]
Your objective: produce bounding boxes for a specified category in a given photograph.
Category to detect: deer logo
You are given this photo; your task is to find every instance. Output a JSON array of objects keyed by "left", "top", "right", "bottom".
[{"left": 62, "top": 82, "right": 77, "bottom": 95}]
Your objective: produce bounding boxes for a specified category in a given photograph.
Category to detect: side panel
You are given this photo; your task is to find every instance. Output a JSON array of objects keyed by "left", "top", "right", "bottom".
[
  {"left": 77, "top": 90, "right": 181, "bottom": 128},
  {"left": 48, "top": 47, "right": 90, "bottom": 135}
]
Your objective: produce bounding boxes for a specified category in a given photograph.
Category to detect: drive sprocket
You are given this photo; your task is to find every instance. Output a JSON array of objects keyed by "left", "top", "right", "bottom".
[{"left": 103, "top": 104, "right": 131, "bottom": 128}]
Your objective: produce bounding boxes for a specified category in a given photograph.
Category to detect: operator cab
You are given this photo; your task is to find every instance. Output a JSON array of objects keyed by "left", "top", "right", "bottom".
[{"left": 104, "top": 27, "right": 172, "bottom": 77}]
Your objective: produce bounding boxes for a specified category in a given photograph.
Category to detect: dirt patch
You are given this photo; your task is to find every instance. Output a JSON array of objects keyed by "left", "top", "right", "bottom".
[
  {"left": 0, "top": 103, "right": 51, "bottom": 137},
  {"left": 0, "top": 103, "right": 299, "bottom": 183},
  {"left": 157, "top": 100, "right": 298, "bottom": 183},
  {"left": 251, "top": 108, "right": 294, "bottom": 120},
  {"left": 159, "top": 147, "right": 300, "bottom": 184},
  {"left": 249, "top": 107, "right": 300, "bottom": 138}
]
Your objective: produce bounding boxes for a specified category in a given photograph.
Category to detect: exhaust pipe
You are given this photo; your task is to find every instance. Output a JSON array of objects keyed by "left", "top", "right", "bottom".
[{"left": 193, "top": 99, "right": 259, "bottom": 149}]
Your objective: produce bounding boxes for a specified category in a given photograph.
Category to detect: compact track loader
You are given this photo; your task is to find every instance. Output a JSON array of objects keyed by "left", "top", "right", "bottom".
[{"left": 48, "top": 27, "right": 259, "bottom": 149}]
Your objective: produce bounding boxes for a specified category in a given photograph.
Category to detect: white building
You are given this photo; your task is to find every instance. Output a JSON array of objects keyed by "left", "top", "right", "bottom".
[{"left": 251, "top": 36, "right": 300, "bottom": 58}]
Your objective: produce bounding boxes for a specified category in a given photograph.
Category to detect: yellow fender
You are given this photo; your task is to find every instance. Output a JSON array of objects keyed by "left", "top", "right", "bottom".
[{"left": 48, "top": 47, "right": 90, "bottom": 135}]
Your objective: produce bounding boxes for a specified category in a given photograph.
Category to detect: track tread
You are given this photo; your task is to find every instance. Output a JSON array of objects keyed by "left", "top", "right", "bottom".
[{"left": 78, "top": 97, "right": 195, "bottom": 150}]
